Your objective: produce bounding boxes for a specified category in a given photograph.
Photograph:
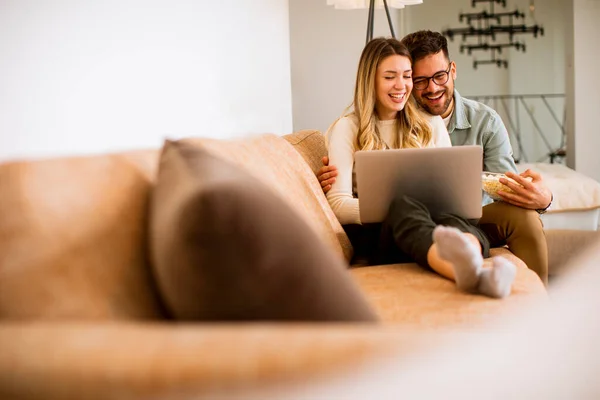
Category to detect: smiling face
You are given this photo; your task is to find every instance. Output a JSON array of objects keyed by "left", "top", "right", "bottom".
[
  {"left": 411, "top": 51, "right": 456, "bottom": 118},
  {"left": 374, "top": 54, "right": 413, "bottom": 121}
]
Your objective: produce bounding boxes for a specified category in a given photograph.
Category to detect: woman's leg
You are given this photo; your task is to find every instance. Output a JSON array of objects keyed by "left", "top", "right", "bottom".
[
  {"left": 382, "top": 195, "right": 516, "bottom": 298},
  {"left": 427, "top": 212, "right": 490, "bottom": 281},
  {"left": 382, "top": 195, "right": 489, "bottom": 269},
  {"left": 426, "top": 231, "right": 482, "bottom": 281},
  {"left": 343, "top": 223, "right": 383, "bottom": 266},
  {"left": 432, "top": 226, "right": 517, "bottom": 298}
]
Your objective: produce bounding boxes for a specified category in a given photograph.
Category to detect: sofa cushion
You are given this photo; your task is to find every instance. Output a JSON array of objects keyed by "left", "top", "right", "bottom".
[
  {"left": 351, "top": 247, "right": 547, "bottom": 328},
  {"left": 148, "top": 140, "right": 377, "bottom": 321},
  {"left": 0, "top": 150, "right": 165, "bottom": 319},
  {"left": 181, "top": 133, "right": 352, "bottom": 261},
  {"left": 283, "top": 130, "right": 328, "bottom": 176}
]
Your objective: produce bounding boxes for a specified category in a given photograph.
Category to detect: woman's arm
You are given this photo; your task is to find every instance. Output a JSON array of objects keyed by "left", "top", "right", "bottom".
[{"left": 325, "top": 117, "right": 361, "bottom": 225}]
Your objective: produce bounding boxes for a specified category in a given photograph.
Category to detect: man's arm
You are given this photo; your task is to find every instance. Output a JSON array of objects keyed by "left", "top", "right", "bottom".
[
  {"left": 318, "top": 156, "right": 338, "bottom": 194},
  {"left": 482, "top": 111, "right": 518, "bottom": 175}
]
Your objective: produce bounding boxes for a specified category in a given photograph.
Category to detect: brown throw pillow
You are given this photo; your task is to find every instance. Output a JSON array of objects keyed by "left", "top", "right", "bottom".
[{"left": 149, "top": 140, "right": 378, "bottom": 322}]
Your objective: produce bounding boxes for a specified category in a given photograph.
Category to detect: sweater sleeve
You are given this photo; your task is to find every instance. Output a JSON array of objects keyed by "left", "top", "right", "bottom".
[
  {"left": 427, "top": 114, "right": 452, "bottom": 148},
  {"left": 325, "top": 117, "right": 361, "bottom": 225}
]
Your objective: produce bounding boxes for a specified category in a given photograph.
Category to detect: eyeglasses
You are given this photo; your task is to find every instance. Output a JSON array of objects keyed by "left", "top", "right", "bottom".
[{"left": 413, "top": 62, "right": 453, "bottom": 90}]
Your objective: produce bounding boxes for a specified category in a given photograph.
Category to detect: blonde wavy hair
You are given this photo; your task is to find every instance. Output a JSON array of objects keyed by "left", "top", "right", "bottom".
[{"left": 329, "top": 37, "right": 433, "bottom": 151}]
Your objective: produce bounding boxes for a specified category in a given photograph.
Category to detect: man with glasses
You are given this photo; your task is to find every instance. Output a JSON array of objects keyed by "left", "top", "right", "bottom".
[
  {"left": 403, "top": 31, "right": 525, "bottom": 186},
  {"left": 318, "top": 30, "right": 552, "bottom": 284}
]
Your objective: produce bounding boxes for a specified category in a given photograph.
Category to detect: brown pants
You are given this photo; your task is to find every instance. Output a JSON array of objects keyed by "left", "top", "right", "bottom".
[{"left": 478, "top": 201, "right": 548, "bottom": 285}]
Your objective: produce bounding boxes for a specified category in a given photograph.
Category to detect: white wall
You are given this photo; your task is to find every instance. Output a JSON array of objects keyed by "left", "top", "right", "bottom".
[
  {"left": 565, "top": 0, "right": 576, "bottom": 170},
  {"left": 506, "top": 0, "right": 566, "bottom": 164},
  {"left": 289, "top": 0, "right": 401, "bottom": 133},
  {"left": 404, "top": 0, "right": 509, "bottom": 97},
  {"left": 0, "top": 0, "right": 293, "bottom": 161},
  {"left": 571, "top": 0, "right": 600, "bottom": 181}
]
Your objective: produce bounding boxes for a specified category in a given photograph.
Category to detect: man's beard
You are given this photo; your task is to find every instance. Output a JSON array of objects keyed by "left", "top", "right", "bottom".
[{"left": 418, "top": 88, "right": 453, "bottom": 116}]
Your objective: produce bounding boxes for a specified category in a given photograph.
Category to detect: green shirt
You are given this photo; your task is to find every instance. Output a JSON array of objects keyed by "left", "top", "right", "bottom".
[{"left": 447, "top": 90, "right": 518, "bottom": 205}]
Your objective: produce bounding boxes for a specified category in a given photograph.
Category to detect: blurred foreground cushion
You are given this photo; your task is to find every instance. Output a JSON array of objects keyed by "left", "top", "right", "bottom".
[{"left": 148, "top": 140, "right": 378, "bottom": 321}]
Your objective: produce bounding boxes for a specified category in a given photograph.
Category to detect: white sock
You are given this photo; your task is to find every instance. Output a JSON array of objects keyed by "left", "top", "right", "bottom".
[
  {"left": 432, "top": 225, "right": 483, "bottom": 292},
  {"left": 477, "top": 256, "right": 517, "bottom": 299}
]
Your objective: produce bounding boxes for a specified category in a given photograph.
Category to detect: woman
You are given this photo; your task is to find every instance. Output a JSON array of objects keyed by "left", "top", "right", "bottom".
[{"left": 326, "top": 37, "right": 516, "bottom": 299}]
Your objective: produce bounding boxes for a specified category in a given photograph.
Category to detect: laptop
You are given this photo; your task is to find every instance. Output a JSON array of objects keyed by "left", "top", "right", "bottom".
[{"left": 354, "top": 145, "right": 483, "bottom": 223}]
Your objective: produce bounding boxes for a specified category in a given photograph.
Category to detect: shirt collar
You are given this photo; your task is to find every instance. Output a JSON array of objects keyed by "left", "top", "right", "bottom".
[{"left": 447, "top": 89, "right": 471, "bottom": 134}]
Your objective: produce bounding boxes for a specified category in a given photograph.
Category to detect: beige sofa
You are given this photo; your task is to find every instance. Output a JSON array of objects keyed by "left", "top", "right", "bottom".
[
  {"left": 517, "top": 162, "right": 600, "bottom": 231},
  {"left": 0, "top": 130, "right": 549, "bottom": 399}
]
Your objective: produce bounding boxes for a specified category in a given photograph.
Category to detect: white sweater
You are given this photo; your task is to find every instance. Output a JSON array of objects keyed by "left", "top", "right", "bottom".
[{"left": 325, "top": 114, "right": 452, "bottom": 225}]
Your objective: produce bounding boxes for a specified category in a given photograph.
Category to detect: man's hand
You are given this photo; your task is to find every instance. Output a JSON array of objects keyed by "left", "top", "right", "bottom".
[
  {"left": 497, "top": 169, "right": 552, "bottom": 210},
  {"left": 317, "top": 156, "right": 338, "bottom": 194}
]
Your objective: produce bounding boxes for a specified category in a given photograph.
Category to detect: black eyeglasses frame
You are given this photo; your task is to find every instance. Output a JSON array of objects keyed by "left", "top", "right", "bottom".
[{"left": 413, "top": 62, "right": 453, "bottom": 91}]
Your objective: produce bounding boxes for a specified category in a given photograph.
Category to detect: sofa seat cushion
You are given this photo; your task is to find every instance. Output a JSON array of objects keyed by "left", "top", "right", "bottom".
[
  {"left": 351, "top": 248, "right": 547, "bottom": 328},
  {"left": 148, "top": 140, "right": 376, "bottom": 321},
  {"left": 181, "top": 134, "right": 352, "bottom": 261}
]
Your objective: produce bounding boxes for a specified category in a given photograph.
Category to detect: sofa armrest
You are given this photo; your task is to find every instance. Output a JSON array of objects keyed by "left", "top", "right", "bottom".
[
  {"left": 0, "top": 322, "right": 417, "bottom": 400},
  {"left": 546, "top": 229, "right": 600, "bottom": 277}
]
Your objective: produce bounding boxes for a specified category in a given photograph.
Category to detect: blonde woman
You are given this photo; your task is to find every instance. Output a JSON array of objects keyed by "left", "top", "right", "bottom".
[{"left": 326, "top": 38, "right": 516, "bottom": 298}]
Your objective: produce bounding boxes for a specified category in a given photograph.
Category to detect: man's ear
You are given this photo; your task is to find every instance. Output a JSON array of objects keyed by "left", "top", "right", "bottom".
[{"left": 451, "top": 61, "right": 457, "bottom": 80}]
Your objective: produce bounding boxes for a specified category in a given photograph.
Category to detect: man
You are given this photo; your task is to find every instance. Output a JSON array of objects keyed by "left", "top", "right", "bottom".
[{"left": 318, "top": 30, "right": 552, "bottom": 283}]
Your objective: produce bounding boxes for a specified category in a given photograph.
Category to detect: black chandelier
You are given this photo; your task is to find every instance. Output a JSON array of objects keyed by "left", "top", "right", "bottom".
[{"left": 442, "top": 0, "right": 544, "bottom": 69}]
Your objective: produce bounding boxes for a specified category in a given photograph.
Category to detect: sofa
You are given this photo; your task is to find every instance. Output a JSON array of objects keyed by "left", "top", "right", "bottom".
[
  {"left": 229, "top": 238, "right": 600, "bottom": 399},
  {"left": 0, "top": 129, "right": 551, "bottom": 399},
  {"left": 517, "top": 162, "right": 600, "bottom": 231}
]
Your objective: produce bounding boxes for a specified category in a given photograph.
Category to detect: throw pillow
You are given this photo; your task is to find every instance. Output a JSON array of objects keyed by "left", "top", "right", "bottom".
[{"left": 148, "top": 140, "right": 378, "bottom": 322}]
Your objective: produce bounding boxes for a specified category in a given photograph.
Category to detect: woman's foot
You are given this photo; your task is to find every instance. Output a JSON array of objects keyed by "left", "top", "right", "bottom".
[
  {"left": 478, "top": 257, "right": 517, "bottom": 299},
  {"left": 433, "top": 226, "right": 516, "bottom": 298},
  {"left": 433, "top": 225, "right": 483, "bottom": 291}
]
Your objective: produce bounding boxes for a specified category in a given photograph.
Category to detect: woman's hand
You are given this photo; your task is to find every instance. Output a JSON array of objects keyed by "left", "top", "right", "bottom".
[{"left": 498, "top": 169, "right": 553, "bottom": 210}]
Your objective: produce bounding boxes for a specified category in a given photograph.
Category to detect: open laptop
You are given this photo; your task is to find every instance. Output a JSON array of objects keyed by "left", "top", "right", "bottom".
[{"left": 355, "top": 145, "right": 483, "bottom": 223}]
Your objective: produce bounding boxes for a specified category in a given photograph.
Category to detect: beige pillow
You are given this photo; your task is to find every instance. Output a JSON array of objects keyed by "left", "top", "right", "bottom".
[{"left": 517, "top": 163, "right": 600, "bottom": 212}]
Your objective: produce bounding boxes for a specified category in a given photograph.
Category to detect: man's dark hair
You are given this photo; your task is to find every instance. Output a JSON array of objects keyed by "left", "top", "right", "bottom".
[{"left": 400, "top": 30, "right": 450, "bottom": 63}]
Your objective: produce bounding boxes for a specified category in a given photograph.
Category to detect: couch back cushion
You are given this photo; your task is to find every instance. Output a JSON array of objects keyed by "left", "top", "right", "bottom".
[
  {"left": 0, "top": 150, "right": 166, "bottom": 319},
  {"left": 148, "top": 140, "right": 375, "bottom": 321},
  {"left": 283, "top": 130, "right": 328, "bottom": 176},
  {"left": 181, "top": 134, "right": 352, "bottom": 261}
]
